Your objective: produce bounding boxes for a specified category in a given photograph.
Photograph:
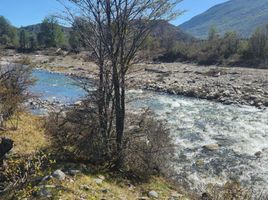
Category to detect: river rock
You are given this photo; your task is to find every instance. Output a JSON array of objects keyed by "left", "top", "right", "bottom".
[
  {"left": 148, "top": 190, "right": 158, "bottom": 199},
  {"left": 98, "top": 175, "right": 105, "bottom": 180},
  {"left": 52, "top": 169, "right": 66, "bottom": 180},
  {"left": 68, "top": 169, "right": 81, "bottom": 176},
  {"left": 255, "top": 151, "right": 262, "bottom": 158},
  {"left": 203, "top": 144, "right": 219, "bottom": 151}
]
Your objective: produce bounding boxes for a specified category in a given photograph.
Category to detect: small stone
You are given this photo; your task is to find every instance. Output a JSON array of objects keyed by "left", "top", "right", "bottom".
[
  {"left": 203, "top": 144, "right": 219, "bottom": 151},
  {"left": 148, "top": 190, "right": 158, "bottom": 199},
  {"left": 68, "top": 169, "right": 81, "bottom": 176},
  {"left": 74, "top": 101, "right": 82, "bottom": 106},
  {"left": 52, "top": 169, "right": 66, "bottom": 181},
  {"left": 256, "top": 102, "right": 263, "bottom": 107},
  {"left": 94, "top": 178, "right": 103, "bottom": 185},
  {"left": 98, "top": 175, "right": 105, "bottom": 180}
]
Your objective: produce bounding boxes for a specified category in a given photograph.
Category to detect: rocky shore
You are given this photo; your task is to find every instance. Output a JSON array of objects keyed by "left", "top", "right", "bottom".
[{"left": 127, "top": 63, "right": 268, "bottom": 108}]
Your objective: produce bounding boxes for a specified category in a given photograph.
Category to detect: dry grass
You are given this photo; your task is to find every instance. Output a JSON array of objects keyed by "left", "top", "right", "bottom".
[
  {"left": 0, "top": 112, "right": 47, "bottom": 155},
  {"left": 53, "top": 174, "right": 186, "bottom": 200},
  {"left": 0, "top": 112, "right": 187, "bottom": 199}
]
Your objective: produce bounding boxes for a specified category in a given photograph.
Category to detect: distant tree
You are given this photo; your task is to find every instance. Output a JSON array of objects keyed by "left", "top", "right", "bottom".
[
  {"left": 29, "top": 35, "right": 38, "bottom": 51},
  {"left": 208, "top": 25, "right": 219, "bottom": 41},
  {"left": 69, "top": 18, "right": 85, "bottom": 52},
  {"left": 0, "top": 16, "right": 18, "bottom": 48},
  {"left": 248, "top": 26, "right": 268, "bottom": 59},
  {"left": 222, "top": 32, "right": 239, "bottom": 58},
  {"left": 37, "top": 16, "right": 66, "bottom": 48},
  {"left": 19, "top": 29, "right": 30, "bottom": 51}
]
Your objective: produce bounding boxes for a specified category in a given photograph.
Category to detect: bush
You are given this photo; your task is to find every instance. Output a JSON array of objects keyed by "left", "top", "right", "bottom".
[
  {"left": 123, "top": 111, "right": 174, "bottom": 181},
  {"left": 0, "top": 64, "right": 34, "bottom": 123},
  {"left": 201, "top": 181, "right": 268, "bottom": 200},
  {"left": 45, "top": 99, "right": 110, "bottom": 163},
  {"left": 0, "top": 151, "right": 54, "bottom": 198},
  {"left": 46, "top": 101, "right": 174, "bottom": 181}
]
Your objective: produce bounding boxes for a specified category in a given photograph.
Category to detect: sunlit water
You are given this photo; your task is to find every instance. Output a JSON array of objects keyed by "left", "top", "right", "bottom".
[
  {"left": 30, "top": 70, "right": 268, "bottom": 192},
  {"left": 30, "top": 70, "right": 88, "bottom": 103}
]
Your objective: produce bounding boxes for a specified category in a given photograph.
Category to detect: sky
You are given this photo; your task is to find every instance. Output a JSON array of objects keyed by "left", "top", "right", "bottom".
[{"left": 0, "top": 0, "right": 229, "bottom": 27}]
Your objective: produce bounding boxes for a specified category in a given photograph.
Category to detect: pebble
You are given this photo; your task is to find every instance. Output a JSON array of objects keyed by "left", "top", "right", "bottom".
[
  {"left": 203, "top": 144, "right": 219, "bottom": 151},
  {"left": 148, "top": 190, "right": 158, "bottom": 199},
  {"left": 94, "top": 178, "right": 103, "bottom": 185},
  {"left": 68, "top": 169, "right": 81, "bottom": 176}
]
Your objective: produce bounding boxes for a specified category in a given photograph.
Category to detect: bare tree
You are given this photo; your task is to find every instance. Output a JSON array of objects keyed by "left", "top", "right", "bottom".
[{"left": 59, "top": 0, "right": 182, "bottom": 168}]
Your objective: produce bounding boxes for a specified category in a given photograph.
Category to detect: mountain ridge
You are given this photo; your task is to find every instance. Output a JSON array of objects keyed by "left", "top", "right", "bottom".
[{"left": 180, "top": 0, "right": 268, "bottom": 38}]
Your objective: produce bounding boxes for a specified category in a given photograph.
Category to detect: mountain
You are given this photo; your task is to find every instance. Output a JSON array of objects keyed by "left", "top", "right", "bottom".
[
  {"left": 180, "top": 0, "right": 268, "bottom": 39},
  {"left": 151, "top": 20, "right": 194, "bottom": 42},
  {"left": 22, "top": 20, "right": 193, "bottom": 43}
]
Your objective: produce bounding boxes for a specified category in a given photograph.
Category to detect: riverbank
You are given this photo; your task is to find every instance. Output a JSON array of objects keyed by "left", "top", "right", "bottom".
[
  {"left": 1, "top": 51, "right": 268, "bottom": 108},
  {"left": 128, "top": 63, "right": 268, "bottom": 108},
  {"left": 0, "top": 112, "right": 189, "bottom": 199}
]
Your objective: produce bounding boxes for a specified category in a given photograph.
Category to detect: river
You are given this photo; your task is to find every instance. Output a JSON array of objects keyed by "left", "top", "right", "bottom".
[{"left": 30, "top": 69, "right": 268, "bottom": 193}]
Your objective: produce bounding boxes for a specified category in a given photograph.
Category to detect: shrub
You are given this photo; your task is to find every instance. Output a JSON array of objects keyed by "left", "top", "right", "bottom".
[
  {"left": 122, "top": 111, "right": 174, "bottom": 181},
  {"left": 45, "top": 99, "right": 109, "bottom": 163},
  {"left": 0, "top": 64, "right": 34, "bottom": 123},
  {"left": 201, "top": 181, "right": 268, "bottom": 200},
  {"left": 0, "top": 151, "right": 54, "bottom": 198},
  {"left": 46, "top": 101, "right": 174, "bottom": 181}
]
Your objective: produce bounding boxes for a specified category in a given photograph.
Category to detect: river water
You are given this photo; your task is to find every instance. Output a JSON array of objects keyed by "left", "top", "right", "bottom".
[{"left": 30, "top": 70, "right": 268, "bottom": 192}]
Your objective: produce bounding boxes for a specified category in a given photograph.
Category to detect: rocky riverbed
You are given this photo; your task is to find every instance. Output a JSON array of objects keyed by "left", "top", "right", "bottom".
[
  {"left": 1, "top": 51, "right": 268, "bottom": 108},
  {"left": 128, "top": 63, "right": 268, "bottom": 108}
]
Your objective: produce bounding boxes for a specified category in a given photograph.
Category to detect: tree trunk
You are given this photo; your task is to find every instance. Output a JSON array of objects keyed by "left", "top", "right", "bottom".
[{"left": 112, "top": 64, "right": 125, "bottom": 169}]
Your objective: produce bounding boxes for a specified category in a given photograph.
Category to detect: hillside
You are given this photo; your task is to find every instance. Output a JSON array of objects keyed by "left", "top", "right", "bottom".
[
  {"left": 21, "top": 23, "right": 71, "bottom": 35},
  {"left": 180, "top": 0, "right": 268, "bottom": 39},
  {"left": 151, "top": 20, "right": 194, "bottom": 42}
]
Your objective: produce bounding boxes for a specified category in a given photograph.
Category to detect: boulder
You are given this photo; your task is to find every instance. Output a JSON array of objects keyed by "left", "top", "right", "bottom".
[{"left": 255, "top": 151, "right": 262, "bottom": 158}]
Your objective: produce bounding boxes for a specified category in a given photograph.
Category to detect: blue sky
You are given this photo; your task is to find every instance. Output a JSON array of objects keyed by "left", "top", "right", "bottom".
[{"left": 0, "top": 0, "right": 229, "bottom": 27}]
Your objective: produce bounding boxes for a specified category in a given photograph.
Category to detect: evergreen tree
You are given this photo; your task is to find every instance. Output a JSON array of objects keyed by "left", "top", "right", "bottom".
[
  {"left": 19, "top": 29, "right": 29, "bottom": 51},
  {"left": 37, "top": 16, "right": 66, "bottom": 48}
]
